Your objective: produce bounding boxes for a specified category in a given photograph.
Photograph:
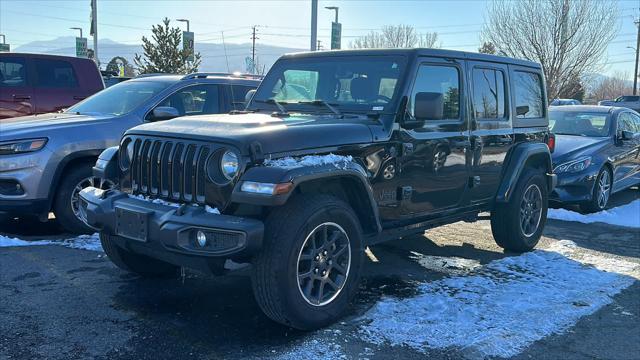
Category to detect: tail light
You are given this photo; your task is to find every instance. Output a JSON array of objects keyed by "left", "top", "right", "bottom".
[{"left": 547, "top": 133, "right": 556, "bottom": 153}]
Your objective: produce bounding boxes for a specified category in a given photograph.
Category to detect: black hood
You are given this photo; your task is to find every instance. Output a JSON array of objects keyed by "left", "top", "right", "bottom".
[
  {"left": 552, "top": 134, "right": 611, "bottom": 164},
  {"left": 127, "top": 112, "right": 376, "bottom": 155}
]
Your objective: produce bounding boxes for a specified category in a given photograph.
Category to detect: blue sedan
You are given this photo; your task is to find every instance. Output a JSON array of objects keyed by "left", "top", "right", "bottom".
[{"left": 549, "top": 105, "right": 640, "bottom": 212}]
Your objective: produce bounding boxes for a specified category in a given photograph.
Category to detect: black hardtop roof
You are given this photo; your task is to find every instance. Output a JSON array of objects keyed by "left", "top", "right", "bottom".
[{"left": 280, "top": 48, "right": 541, "bottom": 69}]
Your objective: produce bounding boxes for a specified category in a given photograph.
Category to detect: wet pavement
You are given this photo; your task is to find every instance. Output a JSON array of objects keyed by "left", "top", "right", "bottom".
[{"left": 1, "top": 188, "right": 639, "bottom": 359}]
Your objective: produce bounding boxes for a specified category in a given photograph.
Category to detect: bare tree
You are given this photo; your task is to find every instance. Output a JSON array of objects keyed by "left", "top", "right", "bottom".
[
  {"left": 350, "top": 25, "right": 439, "bottom": 49},
  {"left": 482, "top": 0, "right": 618, "bottom": 100},
  {"left": 585, "top": 72, "right": 633, "bottom": 103},
  {"left": 478, "top": 42, "right": 497, "bottom": 55}
]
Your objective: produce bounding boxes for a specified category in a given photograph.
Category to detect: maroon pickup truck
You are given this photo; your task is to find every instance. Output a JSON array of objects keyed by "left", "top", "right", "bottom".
[{"left": 0, "top": 53, "right": 104, "bottom": 119}]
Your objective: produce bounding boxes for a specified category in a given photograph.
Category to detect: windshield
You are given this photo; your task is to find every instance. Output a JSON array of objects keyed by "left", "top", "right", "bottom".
[
  {"left": 67, "top": 80, "right": 172, "bottom": 116},
  {"left": 549, "top": 111, "right": 611, "bottom": 137},
  {"left": 249, "top": 55, "right": 407, "bottom": 114}
]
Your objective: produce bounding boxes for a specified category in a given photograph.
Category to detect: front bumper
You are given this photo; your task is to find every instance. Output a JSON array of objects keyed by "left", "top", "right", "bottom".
[
  {"left": 549, "top": 170, "right": 597, "bottom": 204},
  {"left": 80, "top": 188, "right": 264, "bottom": 272}
]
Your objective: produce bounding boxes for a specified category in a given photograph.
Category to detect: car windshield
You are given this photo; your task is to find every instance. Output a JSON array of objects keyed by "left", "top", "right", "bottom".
[
  {"left": 549, "top": 110, "right": 611, "bottom": 137},
  {"left": 249, "top": 55, "right": 407, "bottom": 114},
  {"left": 67, "top": 80, "right": 172, "bottom": 116}
]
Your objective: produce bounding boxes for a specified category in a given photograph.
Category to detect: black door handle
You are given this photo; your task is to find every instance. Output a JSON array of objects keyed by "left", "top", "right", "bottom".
[{"left": 12, "top": 94, "right": 31, "bottom": 101}]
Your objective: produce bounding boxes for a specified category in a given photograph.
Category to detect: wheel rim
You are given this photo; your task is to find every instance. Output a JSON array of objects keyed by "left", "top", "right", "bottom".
[
  {"left": 383, "top": 164, "right": 396, "bottom": 180},
  {"left": 71, "top": 176, "right": 115, "bottom": 219},
  {"left": 519, "top": 184, "right": 543, "bottom": 237},
  {"left": 296, "top": 222, "right": 351, "bottom": 307},
  {"left": 596, "top": 170, "right": 611, "bottom": 209}
]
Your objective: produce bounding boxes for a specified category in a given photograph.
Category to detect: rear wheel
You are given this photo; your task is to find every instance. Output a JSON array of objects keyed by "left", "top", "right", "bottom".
[
  {"left": 251, "top": 194, "right": 364, "bottom": 330},
  {"left": 580, "top": 167, "right": 611, "bottom": 213},
  {"left": 100, "top": 233, "right": 178, "bottom": 277},
  {"left": 491, "top": 168, "right": 548, "bottom": 252}
]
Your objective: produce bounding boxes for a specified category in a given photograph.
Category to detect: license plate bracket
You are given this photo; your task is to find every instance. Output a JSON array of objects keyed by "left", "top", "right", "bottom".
[{"left": 115, "top": 207, "right": 152, "bottom": 242}]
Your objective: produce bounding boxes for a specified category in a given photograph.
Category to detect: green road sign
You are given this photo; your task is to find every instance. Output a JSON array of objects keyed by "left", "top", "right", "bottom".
[
  {"left": 331, "top": 22, "right": 342, "bottom": 50},
  {"left": 183, "top": 31, "right": 195, "bottom": 62},
  {"left": 0, "top": 43, "right": 10, "bottom": 52},
  {"left": 75, "top": 37, "right": 88, "bottom": 58}
]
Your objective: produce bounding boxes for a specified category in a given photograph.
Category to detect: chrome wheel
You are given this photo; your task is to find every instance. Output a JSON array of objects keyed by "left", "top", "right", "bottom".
[
  {"left": 519, "top": 184, "right": 542, "bottom": 237},
  {"left": 596, "top": 170, "right": 611, "bottom": 209},
  {"left": 296, "top": 222, "right": 351, "bottom": 307},
  {"left": 71, "top": 176, "right": 115, "bottom": 219},
  {"left": 383, "top": 164, "right": 396, "bottom": 180}
]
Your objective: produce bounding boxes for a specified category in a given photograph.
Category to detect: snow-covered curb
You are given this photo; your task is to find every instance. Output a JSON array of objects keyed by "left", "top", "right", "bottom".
[
  {"left": 0, "top": 233, "right": 103, "bottom": 252},
  {"left": 264, "top": 153, "right": 353, "bottom": 170},
  {"left": 358, "top": 240, "right": 639, "bottom": 358},
  {"left": 548, "top": 199, "right": 640, "bottom": 228}
]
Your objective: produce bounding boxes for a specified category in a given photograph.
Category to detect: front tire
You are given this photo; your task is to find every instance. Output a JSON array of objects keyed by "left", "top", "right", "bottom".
[
  {"left": 100, "top": 233, "right": 178, "bottom": 277},
  {"left": 491, "top": 168, "right": 548, "bottom": 252},
  {"left": 580, "top": 167, "right": 611, "bottom": 213},
  {"left": 251, "top": 194, "right": 364, "bottom": 330}
]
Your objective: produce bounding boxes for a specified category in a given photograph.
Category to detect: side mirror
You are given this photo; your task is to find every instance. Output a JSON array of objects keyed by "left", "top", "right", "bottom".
[
  {"left": 516, "top": 105, "right": 530, "bottom": 117},
  {"left": 244, "top": 89, "right": 257, "bottom": 108},
  {"left": 414, "top": 92, "right": 444, "bottom": 120},
  {"left": 620, "top": 130, "right": 635, "bottom": 141},
  {"left": 150, "top": 106, "right": 180, "bottom": 121}
]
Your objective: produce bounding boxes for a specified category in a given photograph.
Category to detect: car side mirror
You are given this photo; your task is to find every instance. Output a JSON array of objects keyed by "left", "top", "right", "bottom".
[
  {"left": 244, "top": 89, "right": 257, "bottom": 108},
  {"left": 620, "top": 130, "right": 635, "bottom": 141},
  {"left": 516, "top": 105, "right": 529, "bottom": 117},
  {"left": 402, "top": 92, "right": 444, "bottom": 129},
  {"left": 150, "top": 106, "right": 180, "bottom": 121}
]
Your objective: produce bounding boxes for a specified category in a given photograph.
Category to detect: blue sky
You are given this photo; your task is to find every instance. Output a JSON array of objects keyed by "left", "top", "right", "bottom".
[{"left": 0, "top": 0, "right": 638, "bottom": 77}]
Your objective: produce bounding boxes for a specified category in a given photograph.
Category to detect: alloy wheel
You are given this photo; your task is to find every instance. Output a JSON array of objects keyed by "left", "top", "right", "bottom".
[
  {"left": 519, "top": 184, "right": 543, "bottom": 237},
  {"left": 596, "top": 170, "right": 611, "bottom": 209},
  {"left": 296, "top": 222, "right": 351, "bottom": 307}
]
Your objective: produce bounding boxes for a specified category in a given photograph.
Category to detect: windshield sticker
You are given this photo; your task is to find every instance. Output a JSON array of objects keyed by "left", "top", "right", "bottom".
[{"left": 372, "top": 106, "right": 384, "bottom": 111}]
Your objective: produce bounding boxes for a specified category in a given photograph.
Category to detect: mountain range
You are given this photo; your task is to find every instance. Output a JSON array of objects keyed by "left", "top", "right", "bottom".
[{"left": 14, "top": 36, "right": 304, "bottom": 73}]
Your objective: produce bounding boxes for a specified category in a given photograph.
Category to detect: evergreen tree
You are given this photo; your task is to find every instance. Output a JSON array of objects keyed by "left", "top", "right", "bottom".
[{"left": 134, "top": 18, "right": 201, "bottom": 74}]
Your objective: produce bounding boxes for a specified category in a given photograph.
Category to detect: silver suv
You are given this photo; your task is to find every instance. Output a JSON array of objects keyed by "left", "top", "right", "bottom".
[{"left": 0, "top": 73, "right": 260, "bottom": 233}]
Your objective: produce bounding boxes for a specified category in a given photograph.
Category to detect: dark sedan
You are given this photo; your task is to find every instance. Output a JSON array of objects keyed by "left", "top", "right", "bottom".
[{"left": 549, "top": 105, "right": 640, "bottom": 212}]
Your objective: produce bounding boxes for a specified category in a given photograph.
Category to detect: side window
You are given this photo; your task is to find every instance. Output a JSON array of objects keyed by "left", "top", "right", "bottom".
[
  {"left": 513, "top": 71, "right": 544, "bottom": 119},
  {"left": 629, "top": 113, "right": 640, "bottom": 133},
  {"left": 0, "top": 58, "right": 27, "bottom": 87},
  {"left": 155, "top": 85, "right": 220, "bottom": 117},
  {"left": 409, "top": 64, "right": 460, "bottom": 120},
  {"left": 272, "top": 70, "right": 318, "bottom": 101},
  {"left": 472, "top": 68, "right": 506, "bottom": 119},
  {"left": 230, "top": 85, "right": 256, "bottom": 110},
  {"left": 619, "top": 113, "right": 638, "bottom": 133},
  {"left": 34, "top": 59, "right": 78, "bottom": 88}
]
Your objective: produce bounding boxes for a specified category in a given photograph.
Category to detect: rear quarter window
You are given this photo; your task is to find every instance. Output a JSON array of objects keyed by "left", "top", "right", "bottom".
[
  {"left": 512, "top": 69, "right": 546, "bottom": 127},
  {"left": 0, "top": 57, "right": 27, "bottom": 87},
  {"left": 34, "top": 59, "right": 78, "bottom": 88}
]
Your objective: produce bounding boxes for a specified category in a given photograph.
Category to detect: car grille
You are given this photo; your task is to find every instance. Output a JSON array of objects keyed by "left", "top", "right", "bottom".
[{"left": 127, "top": 137, "right": 211, "bottom": 204}]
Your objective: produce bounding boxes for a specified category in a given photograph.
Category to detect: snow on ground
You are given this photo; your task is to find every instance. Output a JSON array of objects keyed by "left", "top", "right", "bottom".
[
  {"left": 0, "top": 233, "right": 103, "bottom": 252},
  {"left": 548, "top": 199, "right": 640, "bottom": 228},
  {"left": 359, "top": 240, "right": 639, "bottom": 358},
  {"left": 409, "top": 252, "right": 482, "bottom": 275},
  {"left": 264, "top": 154, "right": 354, "bottom": 170}
]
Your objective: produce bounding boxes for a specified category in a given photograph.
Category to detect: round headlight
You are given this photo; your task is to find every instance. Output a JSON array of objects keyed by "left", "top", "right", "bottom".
[
  {"left": 220, "top": 150, "right": 239, "bottom": 180},
  {"left": 120, "top": 139, "right": 135, "bottom": 170}
]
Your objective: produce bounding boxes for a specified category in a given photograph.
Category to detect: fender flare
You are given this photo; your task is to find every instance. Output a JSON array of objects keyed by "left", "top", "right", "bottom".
[
  {"left": 46, "top": 149, "right": 104, "bottom": 210},
  {"left": 495, "top": 142, "right": 553, "bottom": 203},
  {"left": 231, "top": 161, "right": 382, "bottom": 234}
]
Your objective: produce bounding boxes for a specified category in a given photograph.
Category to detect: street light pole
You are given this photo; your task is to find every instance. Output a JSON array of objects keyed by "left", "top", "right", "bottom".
[
  {"left": 633, "top": 18, "right": 639, "bottom": 95},
  {"left": 176, "top": 19, "right": 190, "bottom": 32},
  {"left": 325, "top": 6, "right": 339, "bottom": 23},
  {"left": 310, "top": 0, "right": 318, "bottom": 51},
  {"left": 70, "top": 27, "right": 83, "bottom": 39}
]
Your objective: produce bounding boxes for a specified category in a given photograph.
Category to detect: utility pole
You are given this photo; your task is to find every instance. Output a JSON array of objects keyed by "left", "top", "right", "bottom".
[
  {"left": 634, "top": 18, "right": 639, "bottom": 95},
  {"left": 90, "top": 0, "right": 98, "bottom": 67},
  {"left": 251, "top": 25, "right": 259, "bottom": 72},
  {"left": 310, "top": 0, "right": 318, "bottom": 51}
]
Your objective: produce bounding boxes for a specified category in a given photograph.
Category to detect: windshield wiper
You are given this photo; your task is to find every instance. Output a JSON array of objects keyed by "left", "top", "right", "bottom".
[
  {"left": 254, "top": 98, "right": 289, "bottom": 116},
  {"left": 297, "top": 100, "right": 342, "bottom": 117}
]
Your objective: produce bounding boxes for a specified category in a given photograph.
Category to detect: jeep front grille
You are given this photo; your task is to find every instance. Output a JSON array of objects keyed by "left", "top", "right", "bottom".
[{"left": 128, "top": 137, "right": 210, "bottom": 204}]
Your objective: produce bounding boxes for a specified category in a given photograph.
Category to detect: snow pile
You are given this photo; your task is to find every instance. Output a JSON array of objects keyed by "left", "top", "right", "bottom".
[
  {"left": 264, "top": 153, "right": 354, "bottom": 170},
  {"left": 359, "top": 240, "right": 639, "bottom": 358},
  {"left": 0, "top": 233, "right": 103, "bottom": 252},
  {"left": 409, "top": 252, "right": 482, "bottom": 275},
  {"left": 548, "top": 200, "right": 640, "bottom": 228},
  {"left": 131, "top": 194, "right": 220, "bottom": 214}
]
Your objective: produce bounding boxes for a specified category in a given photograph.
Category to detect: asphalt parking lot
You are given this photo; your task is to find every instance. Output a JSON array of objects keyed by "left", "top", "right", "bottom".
[{"left": 1, "top": 189, "right": 639, "bottom": 360}]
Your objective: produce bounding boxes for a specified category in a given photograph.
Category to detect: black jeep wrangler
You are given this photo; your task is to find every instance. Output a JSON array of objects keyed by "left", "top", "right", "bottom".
[{"left": 81, "top": 49, "right": 556, "bottom": 330}]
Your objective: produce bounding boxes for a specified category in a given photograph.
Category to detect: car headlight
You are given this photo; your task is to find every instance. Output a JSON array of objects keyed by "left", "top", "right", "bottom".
[
  {"left": 554, "top": 157, "right": 592, "bottom": 173},
  {"left": 220, "top": 150, "right": 239, "bottom": 180},
  {"left": 119, "top": 138, "right": 135, "bottom": 170},
  {"left": 0, "top": 138, "right": 48, "bottom": 155}
]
